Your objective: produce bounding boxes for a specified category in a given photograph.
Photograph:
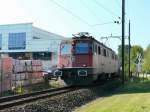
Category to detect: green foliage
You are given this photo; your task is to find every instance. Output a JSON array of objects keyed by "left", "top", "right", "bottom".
[
  {"left": 118, "top": 45, "right": 130, "bottom": 76},
  {"left": 130, "top": 45, "right": 143, "bottom": 72},
  {"left": 118, "top": 45, "right": 143, "bottom": 75},
  {"left": 15, "top": 85, "right": 25, "bottom": 93},
  {"left": 143, "top": 44, "right": 150, "bottom": 72}
]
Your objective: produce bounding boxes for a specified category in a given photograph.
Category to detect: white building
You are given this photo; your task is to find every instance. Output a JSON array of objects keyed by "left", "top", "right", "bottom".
[{"left": 0, "top": 23, "right": 66, "bottom": 69}]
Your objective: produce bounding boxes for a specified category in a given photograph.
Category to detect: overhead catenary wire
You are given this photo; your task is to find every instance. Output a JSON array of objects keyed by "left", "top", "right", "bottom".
[
  {"left": 92, "top": 21, "right": 120, "bottom": 27},
  {"left": 115, "top": 0, "right": 121, "bottom": 8},
  {"left": 113, "top": 0, "right": 129, "bottom": 24},
  {"left": 79, "top": 0, "right": 102, "bottom": 22},
  {"left": 93, "top": 0, "right": 120, "bottom": 18},
  {"left": 92, "top": 0, "right": 128, "bottom": 26},
  {"left": 92, "top": 0, "right": 122, "bottom": 28},
  {"left": 50, "top": 0, "right": 102, "bottom": 36},
  {"left": 79, "top": 0, "right": 120, "bottom": 27},
  {"left": 51, "top": 0, "right": 91, "bottom": 26}
]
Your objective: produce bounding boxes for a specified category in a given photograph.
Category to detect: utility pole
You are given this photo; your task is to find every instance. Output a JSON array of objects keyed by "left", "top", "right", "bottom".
[
  {"left": 122, "top": 0, "right": 125, "bottom": 84},
  {"left": 128, "top": 20, "right": 131, "bottom": 77}
]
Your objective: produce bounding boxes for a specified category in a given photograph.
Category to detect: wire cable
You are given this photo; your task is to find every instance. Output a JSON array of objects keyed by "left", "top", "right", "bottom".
[
  {"left": 50, "top": 0, "right": 92, "bottom": 27},
  {"left": 115, "top": 0, "right": 121, "bottom": 8},
  {"left": 79, "top": 0, "right": 121, "bottom": 27},
  {"left": 92, "top": 21, "right": 120, "bottom": 27},
  {"left": 93, "top": 0, "right": 119, "bottom": 18},
  {"left": 79, "top": 0, "right": 102, "bottom": 22},
  {"left": 50, "top": 0, "right": 101, "bottom": 35}
]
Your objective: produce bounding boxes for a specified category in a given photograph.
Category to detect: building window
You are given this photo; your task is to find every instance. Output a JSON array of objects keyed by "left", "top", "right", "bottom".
[
  {"left": 33, "top": 52, "right": 52, "bottom": 60},
  {"left": 33, "top": 36, "right": 40, "bottom": 39},
  {"left": 8, "top": 32, "right": 26, "bottom": 50},
  {"left": 0, "top": 34, "right": 2, "bottom": 50},
  {"left": 9, "top": 52, "right": 31, "bottom": 60}
]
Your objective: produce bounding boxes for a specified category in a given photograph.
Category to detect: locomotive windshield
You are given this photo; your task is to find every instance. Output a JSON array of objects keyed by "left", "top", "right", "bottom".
[
  {"left": 60, "top": 43, "right": 71, "bottom": 55},
  {"left": 75, "top": 43, "right": 89, "bottom": 54}
]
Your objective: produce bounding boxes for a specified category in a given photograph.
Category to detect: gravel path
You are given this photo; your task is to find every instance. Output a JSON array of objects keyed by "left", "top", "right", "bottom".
[{"left": 1, "top": 80, "right": 120, "bottom": 112}]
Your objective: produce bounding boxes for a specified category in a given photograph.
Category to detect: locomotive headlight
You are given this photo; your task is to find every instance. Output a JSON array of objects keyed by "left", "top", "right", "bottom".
[
  {"left": 82, "top": 64, "right": 87, "bottom": 67},
  {"left": 47, "top": 70, "right": 52, "bottom": 73}
]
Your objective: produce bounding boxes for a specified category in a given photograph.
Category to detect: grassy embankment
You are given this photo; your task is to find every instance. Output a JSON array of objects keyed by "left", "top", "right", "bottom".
[{"left": 76, "top": 76, "right": 150, "bottom": 112}]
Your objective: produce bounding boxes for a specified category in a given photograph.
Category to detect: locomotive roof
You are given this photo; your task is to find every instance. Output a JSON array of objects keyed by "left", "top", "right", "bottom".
[
  {"left": 61, "top": 35, "right": 116, "bottom": 54},
  {"left": 92, "top": 37, "right": 116, "bottom": 53}
]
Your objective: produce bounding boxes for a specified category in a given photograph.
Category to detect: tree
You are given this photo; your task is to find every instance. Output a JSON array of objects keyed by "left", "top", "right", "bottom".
[
  {"left": 118, "top": 45, "right": 130, "bottom": 76},
  {"left": 143, "top": 44, "right": 150, "bottom": 72},
  {"left": 130, "top": 45, "right": 143, "bottom": 73},
  {"left": 118, "top": 45, "right": 143, "bottom": 76}
]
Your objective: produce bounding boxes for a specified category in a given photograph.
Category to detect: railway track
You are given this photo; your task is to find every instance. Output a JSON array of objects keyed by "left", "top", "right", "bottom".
[
  {"left": 0, "top": 78, "right": 118, "bottom": 110},
  {"left": 0, "top": 86, "right": 77, "bottom": 110}
]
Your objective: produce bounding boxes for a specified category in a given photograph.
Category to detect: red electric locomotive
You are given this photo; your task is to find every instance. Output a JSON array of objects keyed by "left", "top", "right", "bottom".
[{"left": 54, "top": 32, "right": 119, "bottom": 85}]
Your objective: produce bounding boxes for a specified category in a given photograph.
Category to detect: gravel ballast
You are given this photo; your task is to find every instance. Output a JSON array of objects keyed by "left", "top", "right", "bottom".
[{"left": 1, "top": 80, "right": 120, "bottom": 112}]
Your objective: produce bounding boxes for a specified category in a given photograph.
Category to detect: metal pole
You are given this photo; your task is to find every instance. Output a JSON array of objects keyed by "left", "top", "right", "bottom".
[
  {"left": 122, "top": 0, "right": 125, "bottom": 84},
  {"left": 128, "top": 20, "right": 131, "bottom": 77}
]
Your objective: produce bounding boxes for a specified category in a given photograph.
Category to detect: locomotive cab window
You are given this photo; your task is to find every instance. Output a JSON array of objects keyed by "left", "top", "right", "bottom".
[
  {"left": 98, "top": 46, "right": 101, "bottom": 55},
  {"left": 112, "top": 53, "right": 114, "bottom": 59},
  {"left": 103, "top": 49, "right": 107, "bottom": 57},
  {"left": 61, "top": 43, "right": 72, "bottom": 55},
  {"left": 107, "top": 50, "right": 109, "bottom": 57},
  {"left": 95, "top": 44, "right": 98, "bottom": 54},
  {"left": 115, "top": 55, "right": 118, "bottom": 60},
  {"left": 93, "top": 44, "right": 97, "bottom": 54},
  {"left": 75, "top": 42, "right": 89, "bottom": 54}
]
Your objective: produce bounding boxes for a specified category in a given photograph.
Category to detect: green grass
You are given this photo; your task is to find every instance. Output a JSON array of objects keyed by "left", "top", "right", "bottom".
[{"left": 75, "top": 77, "right": 150, "bottom": 112}]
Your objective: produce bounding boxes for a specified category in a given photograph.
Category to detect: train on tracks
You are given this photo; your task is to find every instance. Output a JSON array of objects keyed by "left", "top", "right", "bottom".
[{"left": 54, "top": 32, "right": 120, "bottom": 85}]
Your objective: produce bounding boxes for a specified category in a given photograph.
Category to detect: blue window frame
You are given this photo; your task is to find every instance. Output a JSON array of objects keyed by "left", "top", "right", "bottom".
[
  {"left": 8, "top": 32, "right": 26, "bottom": 50},
  {"left": 75, "top": 43, "right": 89, "bottom": 54},
  {"left": 0, "top": 34, "right": 2, "bottom": 50}
]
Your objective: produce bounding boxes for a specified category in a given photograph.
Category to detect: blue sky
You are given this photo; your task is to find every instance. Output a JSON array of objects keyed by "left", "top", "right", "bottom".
[{"left": 0, "top": 0, "right": 149, "bottom": 52}]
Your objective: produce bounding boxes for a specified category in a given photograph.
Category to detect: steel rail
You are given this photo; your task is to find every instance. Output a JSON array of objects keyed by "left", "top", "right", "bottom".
[
  {"left": 0, "top": 86, "right": 75, "bottom": 110},
  {"left": 0, "top": 78, "right": 119, "bottom": 110}
]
